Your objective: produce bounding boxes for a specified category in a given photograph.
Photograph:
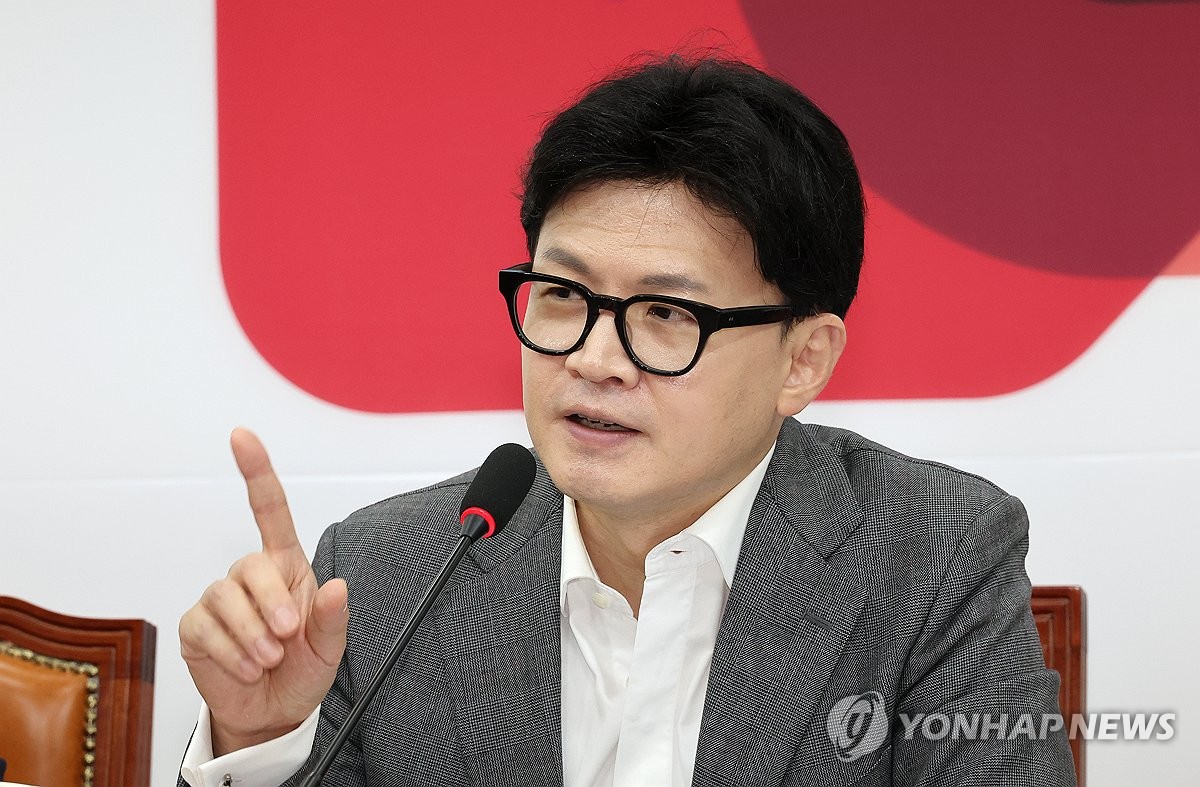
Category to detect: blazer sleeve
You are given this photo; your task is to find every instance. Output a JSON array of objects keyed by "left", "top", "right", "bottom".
[{"left": 892, "top": 493, "right": 1077, "bottom": 787}]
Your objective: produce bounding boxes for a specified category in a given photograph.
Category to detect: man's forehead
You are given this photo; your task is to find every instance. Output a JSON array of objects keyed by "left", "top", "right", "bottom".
[
  {"left": 549, "top": 179, "right": 745, "bottom": 231},
  {"left": 536, "top": 245, "right": 713, "bottom": 296}
]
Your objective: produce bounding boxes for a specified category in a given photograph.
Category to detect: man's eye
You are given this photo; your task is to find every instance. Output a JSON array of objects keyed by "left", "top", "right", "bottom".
[
  {"left": 646, "top": 303, "right": 693, "bottom": 322},
  {"left": 545, "top": 286, "right": 579, "bottom": 300}
]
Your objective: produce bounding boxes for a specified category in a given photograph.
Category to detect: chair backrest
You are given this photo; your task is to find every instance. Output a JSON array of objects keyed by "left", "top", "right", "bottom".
[
  {"left": 0, "top": 596, "right": 155, "bottom": 787},
  {"left": 1031, "top": 585, "right": 1086, "bottom": 786}
]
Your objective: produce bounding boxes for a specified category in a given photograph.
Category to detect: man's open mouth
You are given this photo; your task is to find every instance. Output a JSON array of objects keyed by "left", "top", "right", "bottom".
[{"left": 569, "top": 414, "right": 633, "bottom": 432}]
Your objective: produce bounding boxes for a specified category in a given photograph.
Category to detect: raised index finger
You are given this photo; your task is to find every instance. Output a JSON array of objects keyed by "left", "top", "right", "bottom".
[{"left": 230, "top": 427, "right": 301, "bottom": 553}]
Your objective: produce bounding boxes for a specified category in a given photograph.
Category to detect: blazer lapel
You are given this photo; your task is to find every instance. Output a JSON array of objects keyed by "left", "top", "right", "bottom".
[
  {"left": 694, "top": 420, "right": 868, "bottom": 787},
  {"left": 432, "top": 469, "right": 565, "bottom": 786}
]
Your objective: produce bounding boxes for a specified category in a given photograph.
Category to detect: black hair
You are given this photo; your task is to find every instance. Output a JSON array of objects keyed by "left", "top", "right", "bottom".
[{"left": 520, "top": 54, "right": 864, "bottom": 319}]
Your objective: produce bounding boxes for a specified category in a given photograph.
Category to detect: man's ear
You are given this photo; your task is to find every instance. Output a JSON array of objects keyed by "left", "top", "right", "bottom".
[{"left": 776, "top": 314, "right": 847, "bottom": 418}]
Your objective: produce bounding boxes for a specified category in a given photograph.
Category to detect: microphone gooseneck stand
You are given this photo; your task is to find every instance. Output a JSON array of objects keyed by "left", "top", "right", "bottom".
[
  {"left": 297, "top": 442, "right": 535, "bottom": 785},
  {"left": 297, "top": 530, "right": 477, "bottom": 787}
]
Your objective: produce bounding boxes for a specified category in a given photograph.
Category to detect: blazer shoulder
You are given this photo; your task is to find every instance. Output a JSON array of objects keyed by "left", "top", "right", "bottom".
[
  {"left": 799, "top": 421, "right": 1014, "bottom": 513},
  {"left": 786, "top": 421, "right": 1025, "bottom": 561},
  {"left": 315, "top": 460, "right": 561, "bottom": 578}
]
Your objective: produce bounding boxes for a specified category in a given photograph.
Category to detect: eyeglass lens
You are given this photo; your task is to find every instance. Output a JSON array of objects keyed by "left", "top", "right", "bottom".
[{"left": 513, "top": 280, "right": 701, "bottom": 373}]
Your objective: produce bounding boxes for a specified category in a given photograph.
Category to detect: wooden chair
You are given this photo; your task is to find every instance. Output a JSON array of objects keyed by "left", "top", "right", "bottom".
[
  {"left": 0, "top": 596, "right": 155, "bottom": 787},
  {"left": 1031, "top": 585, "right": 1086, "bottom": 787}
]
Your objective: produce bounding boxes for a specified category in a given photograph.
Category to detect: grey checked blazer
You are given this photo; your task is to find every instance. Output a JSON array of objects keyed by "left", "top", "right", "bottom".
[{"left": 210, "top": 419, "right": 1079, "bottom": 786}]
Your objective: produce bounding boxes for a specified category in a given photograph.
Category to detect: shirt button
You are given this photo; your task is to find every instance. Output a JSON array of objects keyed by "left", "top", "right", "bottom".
[{"left": 591, "top": 592, "right": 610, "bottom": 609}]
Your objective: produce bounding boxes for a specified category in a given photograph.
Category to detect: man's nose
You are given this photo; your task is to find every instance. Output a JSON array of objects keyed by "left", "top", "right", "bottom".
[{"left": 563, "top": 312, "right": 640, "bottom": 386}]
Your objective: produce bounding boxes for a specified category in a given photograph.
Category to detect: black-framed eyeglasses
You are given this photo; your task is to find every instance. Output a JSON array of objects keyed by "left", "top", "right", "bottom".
[{"left": 498, "top": 262, "right": 796, "bottom": 376}]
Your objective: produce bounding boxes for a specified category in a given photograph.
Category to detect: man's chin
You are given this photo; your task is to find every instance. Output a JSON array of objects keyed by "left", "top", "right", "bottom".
[{"left": 541, "top": 456, "right": 637, "bottom": 509}]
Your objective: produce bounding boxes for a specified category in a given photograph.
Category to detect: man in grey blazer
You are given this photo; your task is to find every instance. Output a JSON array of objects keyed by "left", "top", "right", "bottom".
[{"left": 179, "top": 55, "right": 1076, "bottom": 785}]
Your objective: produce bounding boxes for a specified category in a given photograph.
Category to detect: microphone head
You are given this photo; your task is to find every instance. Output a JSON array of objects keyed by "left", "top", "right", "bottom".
[{"left": 458, "top": 443, "right": 537, "bottom": 539}]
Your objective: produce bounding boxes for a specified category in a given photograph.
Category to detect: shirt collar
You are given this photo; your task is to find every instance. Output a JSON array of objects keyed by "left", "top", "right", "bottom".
[
  {"left": 560, "top": 499, "right": 600, "bottom": 610},
  {"left": 558, "top": 442, "right": 776, "bottom": 609}
]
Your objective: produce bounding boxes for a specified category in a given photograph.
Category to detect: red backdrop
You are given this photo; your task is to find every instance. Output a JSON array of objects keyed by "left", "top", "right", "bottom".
[{"left": 217, "top": 1, "right": 1200, "bottom": 412}]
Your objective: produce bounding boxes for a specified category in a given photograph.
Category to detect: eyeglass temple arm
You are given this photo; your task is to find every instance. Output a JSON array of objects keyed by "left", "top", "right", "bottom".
[{"left": 717, "top": 306, "right": 796, "bottom": 328}]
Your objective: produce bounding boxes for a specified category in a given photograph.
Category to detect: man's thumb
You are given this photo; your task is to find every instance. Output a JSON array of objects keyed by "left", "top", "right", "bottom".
[{"left": 307, "top": 578, "right": 349, "bottom": 667}]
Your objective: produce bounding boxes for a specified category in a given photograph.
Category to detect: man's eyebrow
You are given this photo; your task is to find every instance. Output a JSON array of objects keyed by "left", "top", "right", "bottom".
[
  {"left": 637, "top": 272, "right": 709, "bottom": 296},
  {"left": 538, "top": 247, "right": 590, "bottom": 275},
  {"left": 537, "top": 246, "right": 709, "bottom": 295}
]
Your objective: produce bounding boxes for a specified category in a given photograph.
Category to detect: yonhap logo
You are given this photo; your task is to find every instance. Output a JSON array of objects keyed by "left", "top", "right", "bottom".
[{"left": 827, "top": 692, "right": 889, "bottom": 762}]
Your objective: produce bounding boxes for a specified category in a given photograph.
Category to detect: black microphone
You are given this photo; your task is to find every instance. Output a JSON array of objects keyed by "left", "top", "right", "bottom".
[{"left": 299, "top": 443, "right": 536, "bottom": 786}]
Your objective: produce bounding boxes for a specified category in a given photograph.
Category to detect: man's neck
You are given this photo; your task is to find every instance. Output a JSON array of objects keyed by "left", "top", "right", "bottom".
[
  {"left": 574, "top": 496, "right": 717, "bottom": 618},
  {"left": 569, "top": 437, "right": 779, "bottom": 617}
]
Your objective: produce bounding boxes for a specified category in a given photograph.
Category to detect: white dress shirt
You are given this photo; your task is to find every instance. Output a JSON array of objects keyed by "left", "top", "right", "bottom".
[
  {"left": 181, "top": 445, "right": 773, "bottom": 786},
  {"left": 560, "top": 443, "right": 772, "bottom": 787}
]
